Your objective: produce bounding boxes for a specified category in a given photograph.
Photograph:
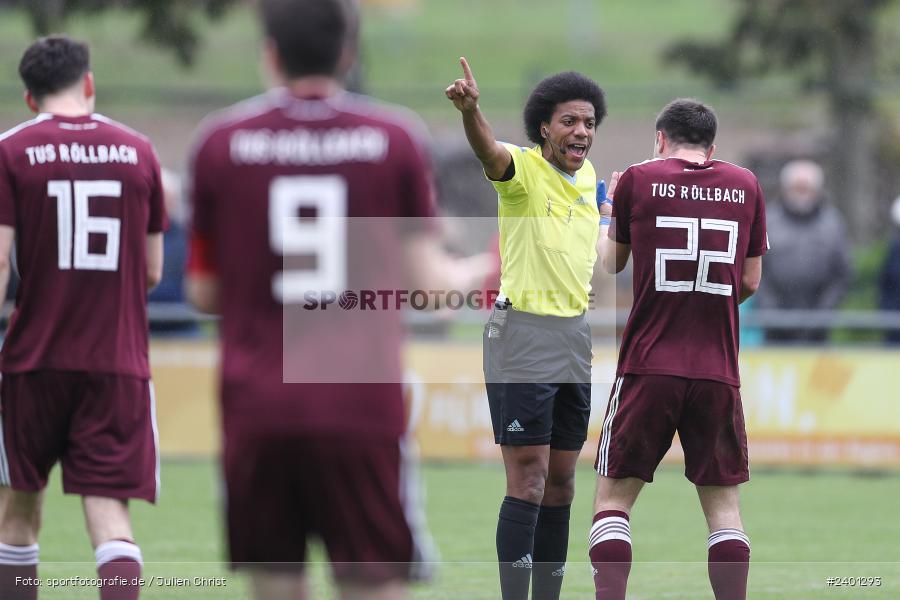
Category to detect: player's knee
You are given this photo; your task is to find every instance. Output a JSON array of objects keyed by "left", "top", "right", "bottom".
[
  {"left": 0, "top": 508, "right": 41, "bottom": 546},
  {"left": 594, "top": 476, "right": 643, "bottom": 514},
  {"left": 543, "top": 473, "right": 575, "bottom": 505},
  {"left": 512, "top": 481, "right": 545, "bottom": 505},
  {"left": 507, "top": 470, "right": 547, "bottom": 505}
]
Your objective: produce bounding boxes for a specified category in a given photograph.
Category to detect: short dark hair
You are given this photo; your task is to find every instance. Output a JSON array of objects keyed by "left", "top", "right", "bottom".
[
  {"left": 260, "top": 0, "right": 353, "bottom": 79},
  {"left": 19, "top": 36, "right": 90, "bottom": 101},
  {"left": 655, "top": 98, "right": 717, "bottom": 149},
  {"left": 523, "top": 72, "right": 606, "bottom": 146}
]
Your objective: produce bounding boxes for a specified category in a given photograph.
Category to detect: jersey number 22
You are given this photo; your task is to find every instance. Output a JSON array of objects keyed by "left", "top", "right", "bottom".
[{"left": 655, "top": 216, "right": 738, "bottom": 296}]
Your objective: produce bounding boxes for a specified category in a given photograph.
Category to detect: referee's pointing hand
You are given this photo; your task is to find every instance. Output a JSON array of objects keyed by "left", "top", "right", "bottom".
[{"left": 446, "top": 57, "right": 479, "bottom": 113}]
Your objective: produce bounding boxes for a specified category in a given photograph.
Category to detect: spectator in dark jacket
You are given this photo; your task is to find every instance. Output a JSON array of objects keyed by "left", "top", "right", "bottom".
[{"left": 755, "top": 160, "right": 853, "bottom": 343}]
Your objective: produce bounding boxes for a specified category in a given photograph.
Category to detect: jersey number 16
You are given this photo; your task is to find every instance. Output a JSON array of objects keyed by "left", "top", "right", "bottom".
[{"left": 48, "top": 179, "right": 121, "bottom": 272}]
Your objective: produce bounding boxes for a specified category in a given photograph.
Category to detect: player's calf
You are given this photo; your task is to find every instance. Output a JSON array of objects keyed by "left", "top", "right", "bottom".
[
  {"left": 0, "top": 488, "right": 42, "bottom": 546},
  {"left": 708, "top": 529, "right": 750, "bottom": 600},
  {"left": 532, "top": 449, "right": 579, "bottom": 600},
  {"left": 95, "top": 539, "right": 143, "bottom": 600},
  {"left": 251, "top": 571, "right": 309, "bottom": 600},
  {"left": 588, "top": 510, "right": 631, "bottom": 600},
  {"left": 696, "top": 484, "right": 749, "bottom": 599},
  {"left": 0, "top": 541, "right": 39, "bottom": 600},
  {"left": 85, "top": 496, "right": 142, "bottom": 600},
  {"left": 531, "top": 503, "right": 570, "bottom": 600},
  {"left": 0, "top": 488, "right": 41, "bottom": 600},
  {"left": 496, "top": 496, "right": 540, "bottom": 600}
]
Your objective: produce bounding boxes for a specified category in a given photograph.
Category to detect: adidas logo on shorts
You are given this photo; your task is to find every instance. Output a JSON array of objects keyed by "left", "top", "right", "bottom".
[
  {"left": 552, "top": 565, "right": 566, "bottom": 577},
  {"left": 512, "top": 554, "right": 533, "bottom": 569},
  {"left": 507, "top": 419, "right": 525, "bottom": 432}
]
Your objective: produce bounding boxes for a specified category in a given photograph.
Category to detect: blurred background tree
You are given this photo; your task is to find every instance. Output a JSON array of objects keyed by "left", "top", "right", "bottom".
[
  {"left": 664, "top": 0, "right": 900, "bottom": 241},
  {"left": 3, "top": 0, "right": 239, "bottom": 65}
]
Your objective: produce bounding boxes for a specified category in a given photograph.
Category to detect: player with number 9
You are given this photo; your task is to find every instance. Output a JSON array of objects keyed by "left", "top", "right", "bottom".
[
  {"left": 0, "top": 35, "right": 167, "bottom": 600},
  {"left": 183, "top": 0, "right": 468, "bottom": 598},
  {"left": 590, "top": 99, "right": 767, "bottom": 600}
]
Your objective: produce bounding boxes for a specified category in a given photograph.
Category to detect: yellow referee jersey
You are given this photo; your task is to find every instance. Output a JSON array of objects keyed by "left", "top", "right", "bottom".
[{"left": 489, "top": 143, "right": 599, "bottom": 317}]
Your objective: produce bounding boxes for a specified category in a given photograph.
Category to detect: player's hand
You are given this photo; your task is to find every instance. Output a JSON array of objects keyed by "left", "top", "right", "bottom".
[
  {"left": 607, "top": 170, "right": 621, "bottom": 201},
  {"left": 445, "top": 57, "right": 480, "bottom": 113},
  {"left": 598, "top": 172, "right": 620, "bottom": 221}
]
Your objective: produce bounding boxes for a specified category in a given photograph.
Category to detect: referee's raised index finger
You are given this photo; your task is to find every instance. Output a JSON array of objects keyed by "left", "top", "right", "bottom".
[{"left": 460, "top": 57, "right": 475, "bottom": 82}]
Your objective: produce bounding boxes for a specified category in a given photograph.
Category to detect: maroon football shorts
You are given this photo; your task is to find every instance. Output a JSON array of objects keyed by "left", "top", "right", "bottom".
[
  {"left": 224, "top": 428, "right": 433, "bottom": 583},
  {"left": 0, "top": 370, "right": 159, "bottom": 502},
  {"left": 595, "top": 374, "right": 749, "bottom": 486}
]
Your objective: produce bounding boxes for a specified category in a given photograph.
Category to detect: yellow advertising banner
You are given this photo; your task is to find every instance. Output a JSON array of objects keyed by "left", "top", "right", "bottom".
[{"left": 150, "top": 339, "right": 900, "bottom": 466}]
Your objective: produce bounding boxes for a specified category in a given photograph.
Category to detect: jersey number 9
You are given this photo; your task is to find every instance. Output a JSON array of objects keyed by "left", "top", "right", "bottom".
[{"left": 268, "top": 175, "right": 348, "bottom": 304}]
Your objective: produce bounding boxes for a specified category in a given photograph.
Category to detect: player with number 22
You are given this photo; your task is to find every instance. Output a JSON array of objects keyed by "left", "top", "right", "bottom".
[{"left": 591, "top": 99, "right": 767, "bottom": 600}]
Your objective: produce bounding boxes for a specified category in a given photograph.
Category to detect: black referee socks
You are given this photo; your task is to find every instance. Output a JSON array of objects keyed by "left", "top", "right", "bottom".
[
  {"left": 532, "top": 503, "right": 571, "bottom": 600},
  {"left": 496, "top": 496, "right": 540, "bottom": 600}
]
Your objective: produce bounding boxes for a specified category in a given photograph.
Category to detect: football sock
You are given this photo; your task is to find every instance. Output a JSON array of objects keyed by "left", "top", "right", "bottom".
[
  {"left": 96, "top": 539, "right": 143, "bottom": 600},
  {"left": 589, "top": 510, "right": 631, "bottom": 600},
  {"left": 531, "top": 503, "right": 570, "bottom": 600},
  {"left": 708, "top": 529, "right": 750, "bottom": 600},
  {"left": 0, "top": 543, "right": 39, "bottom": 600},
  {"left": 496, "top": 496, "right": 540, "bottom": 600}
]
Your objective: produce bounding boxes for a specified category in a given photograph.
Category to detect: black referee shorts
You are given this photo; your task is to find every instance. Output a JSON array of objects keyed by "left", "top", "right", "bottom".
[{"left": 483, "top": 307, "right": 592, "bottom": 451}]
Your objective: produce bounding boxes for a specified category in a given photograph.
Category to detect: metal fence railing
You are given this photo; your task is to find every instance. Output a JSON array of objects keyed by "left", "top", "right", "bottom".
[{"left": 141, "top": 303, "right": 900, "bottom": 334}]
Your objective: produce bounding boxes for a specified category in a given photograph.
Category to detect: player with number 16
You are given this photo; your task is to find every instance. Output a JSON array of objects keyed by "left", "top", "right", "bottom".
[{"left": 0, "top": 35, "right": 166, "bottom": 600}]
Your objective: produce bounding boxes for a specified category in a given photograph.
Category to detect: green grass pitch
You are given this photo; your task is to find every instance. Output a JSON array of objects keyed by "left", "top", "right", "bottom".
[{"left": 28, "top": 460, "right": 900, "bottom": 598}]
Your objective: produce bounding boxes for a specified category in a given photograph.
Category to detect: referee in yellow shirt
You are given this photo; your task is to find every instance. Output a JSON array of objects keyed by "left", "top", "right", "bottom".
[{"left": 446, "top": 58, "right": 608, "bottom": 600}]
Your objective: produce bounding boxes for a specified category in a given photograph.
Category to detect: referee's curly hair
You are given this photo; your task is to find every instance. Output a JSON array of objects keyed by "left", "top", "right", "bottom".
[{"left": 523, "top": 72, "right": 606, "bottom": 146}]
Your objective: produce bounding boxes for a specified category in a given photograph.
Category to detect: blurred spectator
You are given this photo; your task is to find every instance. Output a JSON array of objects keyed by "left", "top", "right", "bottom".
[
  {"left": 879, "top": 196, "right": 900, "bottom": 344},
  {"left": 148, "top": 168, "right": 196, "bottom": 334},
  {"left": 755, "top": 159, "right": 852, "bottom": 343}
]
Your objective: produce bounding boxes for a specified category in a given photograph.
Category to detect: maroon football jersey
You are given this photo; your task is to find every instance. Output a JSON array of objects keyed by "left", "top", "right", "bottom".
[
  {"left": 610, "top": 157, "right": 767, "bottom": 386},
  {"left": 0, "top": 113, "right": 166, "bottom": 378},
  {"left": 188, "top": 90, "right": 436, "bottom": 437}
]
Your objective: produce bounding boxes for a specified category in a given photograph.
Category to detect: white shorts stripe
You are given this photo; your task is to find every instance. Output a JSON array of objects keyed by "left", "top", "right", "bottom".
[
  {"left": 603, "top": 377, "right": 625, "bottom": 474},
  {"left": 148, "top": 381, "right": 161, "bottom": 502},
  {"left": 597, "top": 377, "right": 624, "bottom": 476},
  {"left": 0, "top": 391, "right": 11, "bottom": 486}
]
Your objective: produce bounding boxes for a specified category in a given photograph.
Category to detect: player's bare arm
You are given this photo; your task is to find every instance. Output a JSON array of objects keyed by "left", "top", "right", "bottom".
[
  {"left": 600, "top": 241, "right": 631, "bottom": 275},
  {"left": 0, "top": 225, "right": 13, "bottom": 303},
  {"left": 598, "top": 170, "right": 630, "bottom": 274},
  {"left": 185, "top": 227, "right": 219, "bottom": 313},
  {"left": 740, "top": 256, "right": 762, "bottom": 303},
  {"left": 146, "top": 232, "right": 164, "bottom": 291},
  {"left": 446, "top": 57, "right": 511, "bottom": 180},
  {"left": 404, "top": 232, "right": 494, "bottom": 295},
  {"left": 186, "top": 274, "right": 219, "bottom": 315}
]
